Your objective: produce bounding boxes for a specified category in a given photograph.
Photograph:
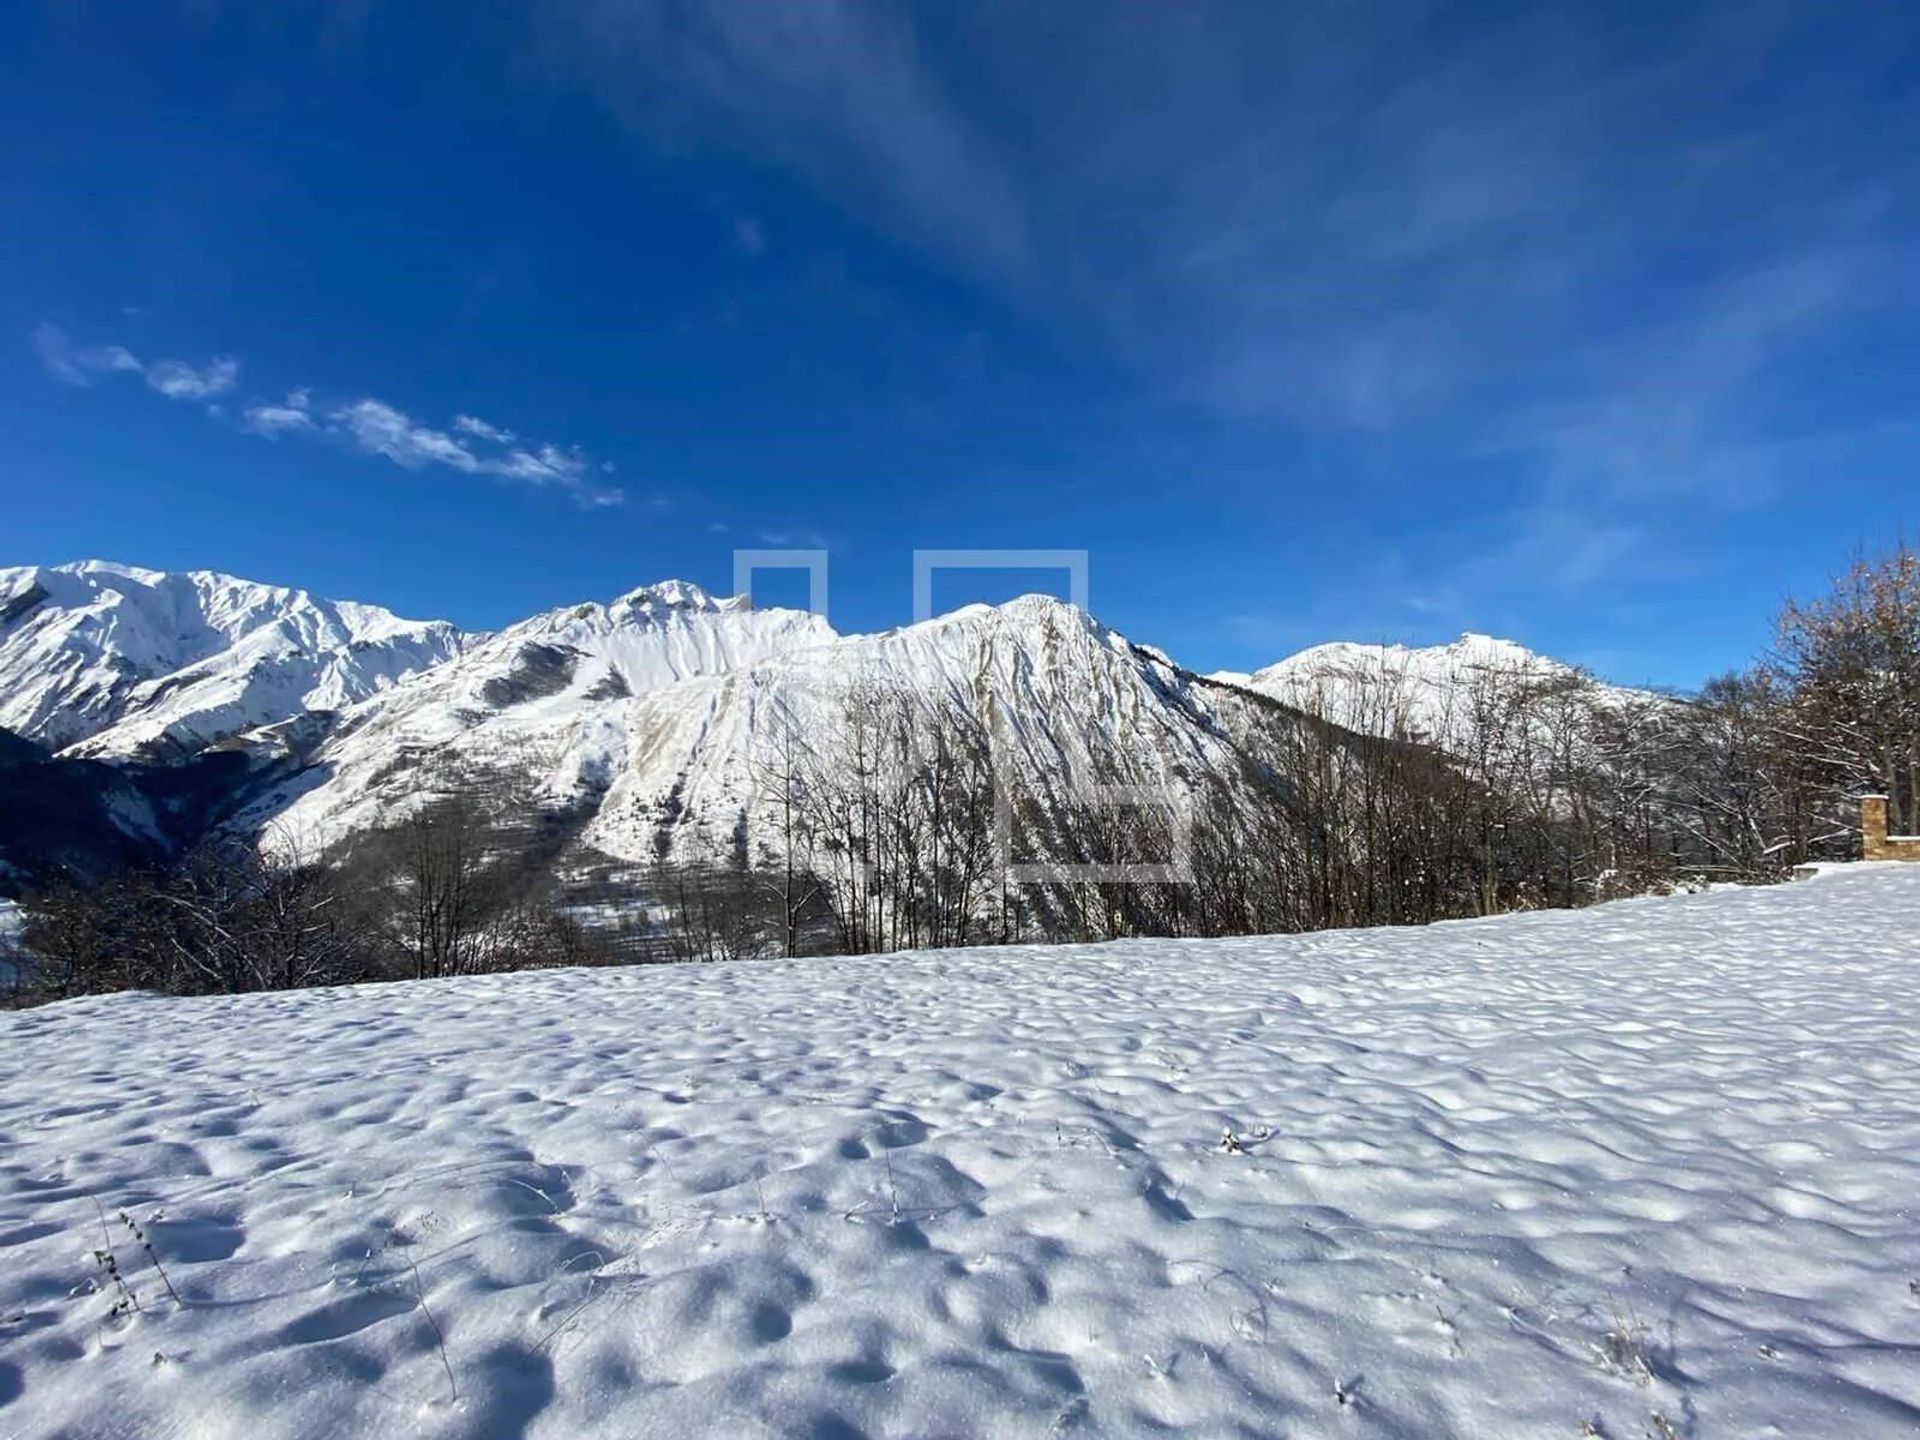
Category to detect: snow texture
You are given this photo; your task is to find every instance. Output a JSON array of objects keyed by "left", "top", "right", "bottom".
[{"left": 4, "top": 867, "right": 1919, "bottom": 1438}]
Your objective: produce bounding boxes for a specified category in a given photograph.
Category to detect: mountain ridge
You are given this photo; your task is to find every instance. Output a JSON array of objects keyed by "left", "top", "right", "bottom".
[
  {"left": 0, "top": 560, "right": 469, "bottom": 760},
  {"left": 0, "top": 559, "right": 1650, "bottom": 897}
]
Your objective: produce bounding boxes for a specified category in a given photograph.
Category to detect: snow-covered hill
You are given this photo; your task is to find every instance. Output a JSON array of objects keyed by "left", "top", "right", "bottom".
[
  {"left": 580, "top": 595, "right": 1251, "bottom": 864},
  {"left": 4, "top": 865, "right": 1916, "bottom": 1437},
  {"left": 256, "top": 592, "right": 1263, "bottom": 864},
  {"left": 240, "top": 579, "right": 839, "bottom": 852},
  {"left": 1217, "top": 632, "right": 1661, "bottom": 748},
  {"left": 0, "top": 561, "right": 466, "bottom": 759}
]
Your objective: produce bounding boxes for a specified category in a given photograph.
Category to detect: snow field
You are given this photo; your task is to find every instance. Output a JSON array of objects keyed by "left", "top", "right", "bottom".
[{"left": 2, "top": 866, "right": 1919, "bottom": 1437}]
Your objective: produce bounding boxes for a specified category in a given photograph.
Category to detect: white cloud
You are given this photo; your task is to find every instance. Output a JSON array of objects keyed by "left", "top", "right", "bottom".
[
  {"left": 329, "top": 398, "right": 624, "bottom": 505},
  {"left": 755, "top": 527, "right": 829, "bottom": 548},
  {"left": 332, "top": 399, "right": 482, "bottom": 471},
  {"left": 33, "top": 323, "right": 237, "bottom": 400},
  {"left": 34, "top": 323, "right": 146, "bottom": 387},
  {"left": 488, "top": 442, "right": 588, "bottom": 484},
  {"left": 145, "top": 356, "right": 238, "bottom": 401},
  {"left": 34, "top": 323, "right": 621, "bottom": 507},
  {"left": 243, "top": 392, "right": 317, "bottom": 438},
  {"left": 453, "top": 413, "right": 516, "bottom": 443}
]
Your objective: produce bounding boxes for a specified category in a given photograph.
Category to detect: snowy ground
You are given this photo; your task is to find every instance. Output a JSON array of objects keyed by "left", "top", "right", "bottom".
[{"left": 4, "top": 870, "right": 1919, "bottom": 1439}]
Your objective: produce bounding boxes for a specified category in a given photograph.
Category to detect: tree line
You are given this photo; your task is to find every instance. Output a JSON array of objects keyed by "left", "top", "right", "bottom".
[
  {"left": 6, "top": 542, "right": 1917, "bottom": 1002},
  {"left": 4, "top": 801, "right": 610, "bottom": 1003}
]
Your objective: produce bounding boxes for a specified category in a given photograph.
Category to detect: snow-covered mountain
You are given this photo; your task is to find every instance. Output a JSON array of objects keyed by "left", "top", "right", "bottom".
[
  {"left": 578, "top": 594, "right": 1252, "bottom": 865},
  {"left": 1, "top": 562, "right": 1658, "bottom": 886},
  {"left": 254, "top": 591, "right": 1265, "bottom": 865},
  {"left": 0, "top": 561, "right": 467, "bottom": 759},
  {"left": 243, "top": 579, "right": 838, "bottom": 851},
  {"left": 1215, "top": 632, "right": 1653, "bottom": 749}
]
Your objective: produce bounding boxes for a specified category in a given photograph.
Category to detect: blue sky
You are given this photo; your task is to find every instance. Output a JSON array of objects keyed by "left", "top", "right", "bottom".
[{"left": 4, "top": 1, "right": 1918, "bottom": 689}]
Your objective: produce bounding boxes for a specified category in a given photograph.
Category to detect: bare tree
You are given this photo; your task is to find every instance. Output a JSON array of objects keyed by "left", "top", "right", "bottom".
[
  {"left": 388, "top": 795, "right": 490, "bottom": 979},
  {"left": 1769, "top": 543, "right": 1920, "bottom": 839},
  {"left": 747, "top": 699, "right": 827, "bottom": 957}
]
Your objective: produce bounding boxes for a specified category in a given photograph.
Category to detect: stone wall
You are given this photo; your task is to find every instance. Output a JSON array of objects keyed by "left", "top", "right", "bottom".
[{"left": 1861, "top": 795, "right": 1920, "bottom": 861}]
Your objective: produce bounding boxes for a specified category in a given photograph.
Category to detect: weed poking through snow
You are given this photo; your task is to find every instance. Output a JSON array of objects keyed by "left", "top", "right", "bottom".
[
  {"left": 1596, "top": 1296, "right": 1654, "bottom": 1385},
  {"left": 392, "top": 1234, "right": 457, "bottom": 1404},
  {"left": 87, "top": 1197, "right": 143, "bottom": 1324},
  {"left": 118, "top": 1209, "right": 182, "bottom": 1306}
]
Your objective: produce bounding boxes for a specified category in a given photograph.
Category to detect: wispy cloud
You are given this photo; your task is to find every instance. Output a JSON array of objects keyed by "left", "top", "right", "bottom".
[
  {"left": 535, "top": 2, "right": 1918, "bottom": 612},
  {"left": 34, "top": 325, "right": 622, "bottom": 507},
  {"left": 754, "top": 527, "right": 829, "bottom": 549},
  {"left": 144, "top": 356, "right": 240, "bottom": 401},
  {"left": 453, "top": 413, "right": 516, "bottom": 443},
  {"left": 732, "top": 216, "right": 766, "bottom": 257},
  {"left": 331, "top": 399, "right": 616, "bottom": 503},
  {"left": 242, "top": 392, "right": 318, "bottom": 438},
  {"left": 1429, "top": 246, "right": 1885, "bottom": 599},
  {"left": 35, "top": 323, "right": 234, "bottom": 399},
  {"left": 547, "top": 0, "right": 1032, "bottom": 283},
  {"left": 541, "top": 5, "right": 1904, "bottom": 394},
  {"left": 334, "top": 399, "right": 485, "bottom": 472},
  {"left": 485, "top": 443, "right": 597, "bottom": 487},
  {"left": 1489, "top": 251, "right": 1871, "bottom": 507}
]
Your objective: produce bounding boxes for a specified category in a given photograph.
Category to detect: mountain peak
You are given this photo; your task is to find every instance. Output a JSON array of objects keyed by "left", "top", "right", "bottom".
[
  {"left": 66, "top": 558, "right": 172, "bottom": 586},
  {"left": 1256, "top": 632, "right": 1554, "bottom": 679},
  {"left": 913, "top": 592, "right": 1093, "bottom": 631},
  {"left": 609, "top": 579, "right": 739, "bottom": 614},
  {"left": 0, "top": 561, "right": 466, "bottom": 757}
]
